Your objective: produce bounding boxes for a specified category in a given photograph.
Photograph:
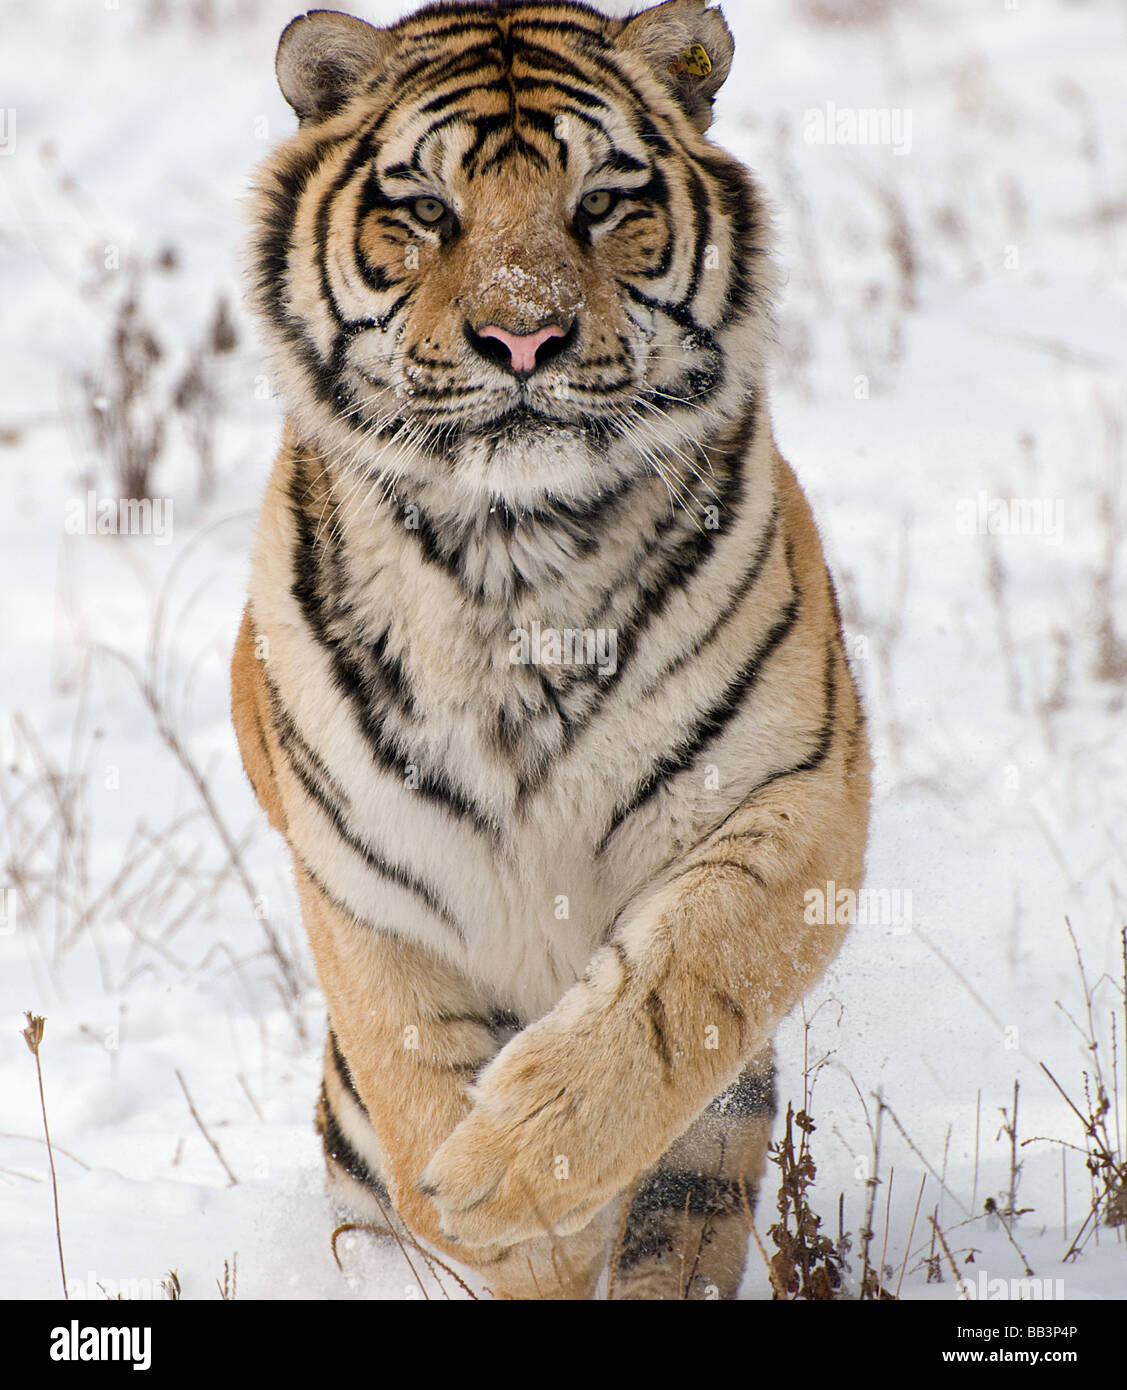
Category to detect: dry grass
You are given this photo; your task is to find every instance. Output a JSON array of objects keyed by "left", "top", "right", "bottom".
[
  {"left": 98, "top": 631, "right": 305, "bottom": 1033},
  {"left": 331, "top": 1220, "right": 480, "bottom": 1302},
  {"left": 21, "top": 1012, "right": 68, "bottom": 1299},
  {"left": 72, "top": 236, "right": 244, "bottom": 504},
  {"left": 876, "top": 184, "right": 918, "bottom": 314},
  {"left": 765, "top": 1101, "right": 846, "bottom": 1299},
  {"left": 80, "top": 287, "right": 165, "bottom": 501},
  {"left": 1091, "top": 395, "right": 1127, "bottom": 687},
  {"left": 175, "top": 1068, "right": 238, "bottom": 1187},
  {"left": 1024, "top": 920, "right": 1127, "bottom": 1257},
  {"left": 929, "top": 1213, "right": 968, "bottom": 1296},
  {"left": 1, "top": 532, "right": 307, "bottom": 1033}
]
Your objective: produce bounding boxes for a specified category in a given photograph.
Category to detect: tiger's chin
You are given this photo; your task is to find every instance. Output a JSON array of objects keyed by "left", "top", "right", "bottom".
[{"left": 443, "top": 407, "right": 630, "bottom": 509}]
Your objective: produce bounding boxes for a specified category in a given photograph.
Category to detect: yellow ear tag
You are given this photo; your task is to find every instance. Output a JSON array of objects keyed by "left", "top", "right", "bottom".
[{"left": 673, "top": 43, "right": 713, "bottom": 79}]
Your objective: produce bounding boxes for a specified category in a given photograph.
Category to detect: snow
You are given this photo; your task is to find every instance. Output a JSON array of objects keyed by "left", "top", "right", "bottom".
[{"left": 1, "top": 0, "right": 1125, "bottom": 1301}]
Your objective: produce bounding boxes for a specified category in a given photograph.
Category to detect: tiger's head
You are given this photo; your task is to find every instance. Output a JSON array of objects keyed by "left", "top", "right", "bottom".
[{"left": 251, "top": 0, "right": 775, "bottom": 510}]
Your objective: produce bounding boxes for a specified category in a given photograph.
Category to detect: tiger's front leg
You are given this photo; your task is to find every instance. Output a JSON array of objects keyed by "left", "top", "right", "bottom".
[
  {"left": 294, "top": 864, "right": 616, "bottom": 1300},
  {"left": 420, "top": 734, "right": 868, "bottom": 1256}
]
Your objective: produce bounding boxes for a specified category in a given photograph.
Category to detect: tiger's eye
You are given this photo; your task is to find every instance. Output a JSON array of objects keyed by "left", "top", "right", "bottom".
[
  {"left": 580, "top": 190, "right": 615, "bottom": 219},
  {"left": 414, "top": 197, "right": 447, "bottom": 225}
]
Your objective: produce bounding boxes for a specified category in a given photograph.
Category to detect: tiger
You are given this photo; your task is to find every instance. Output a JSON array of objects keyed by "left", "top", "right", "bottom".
[{"left": 230, "top": 0, "right": 871, "bottom": 1300}]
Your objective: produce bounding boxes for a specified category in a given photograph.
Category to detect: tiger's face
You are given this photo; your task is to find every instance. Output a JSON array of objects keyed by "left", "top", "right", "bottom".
[{"left": 252, "top": 1, "right": 774, "bottom": 507}]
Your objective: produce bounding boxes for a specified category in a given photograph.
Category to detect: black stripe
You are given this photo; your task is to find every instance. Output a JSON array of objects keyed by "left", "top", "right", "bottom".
[
  {"left": 509, "top": 37, "right": 624, "bottom": 96},
  {"left": 644, "top": 989, "right": 673, "bottom": 1079},
  {"left": 288, "top": 453, "right": 500, "bottom": 843},
  {"left": 402, "top": 18, "right": 495, "bottom": 44},
  {"left": 742, "top": 640, "right": 840, "bottom": 798},
  {"left": 401, "top": 467, "right": 640, "bottom": 604},
  {"left": 393, "top": 37, "right": 501, "bottom": 93},
  {"left": 282, "top": 714, "right": 468, "bottom": 941},
  {"left": 562, "top": 374, "right": 634, "bottom": 396},
  {"left": 478, "top": 131, "right": 551, "bottom": 175},
  {"left": 353, "top": 170, "right": 413, "bottom": 295},
  {"left": 694, "top": 150, "right": 765, "bottom": 328},
  {"left": 615, "top": 1168, "right": 752, "bottom": 1273},
  {"left": 407, "top": 381, "right": 483, "bottom": 402},
  {"left": 641, "top": 506, "right": 780, "bottom": 695},
  {"left": 460, "top": 111, "right": 512, "bottom": 170},
  {"left": 540, "top": 103, "right": 613, "bottom": 139},
  {"left": 329, "top": 1030, "right": 369, "bottom": 1118},
  {"left": 253, "top": 143, "right": 350, "bottom": 412},
  {"left": 599, "top": 149, "right": 648, "bottom": 176},
  {"left": 681, "top": 163, "right": 713, "bottom": 307},
  {"left": 619, "top": 279, "right": 715, "bottom": 342},
  {"left": 614, "top": 208, "right": 656, "bottom": 233},
  {"left": 297, "top": 852, "right": 379, "bottom": 930},
  {"left": 519, "top": 105, "right": 568, "bottom": 164},
  {"left": 419, "top": 76, "right": 509, "bottom": 115},
  {"left": 409, "top": 107, "right": 478, "bottom": 167},
  {"left": 632, "top": 109, "right": 673, "bottom": 159},
  {"left": 339, "top": 286, "right": 416, "bottom": 343},
  {"left": 511, "top": 73, "right": 609, "bottom": 108},
  {"left": 509, "top": 15, "right": 614, "bottom": 46},
  {"left": 314, "top": 123, "right": 388, "bottom": 332},
  {"left": 374, "top": 629, "right": 419, "bottom": 718},
  {"left": 318, "top": 1083, "right": 391, "bottom": 1202},
  {"left": 252, "top": 117, "right": 412, "bottom": 440},
  {"left": 262, "top": 665, "right": 352, "bottom": 811},
  {"left": 489, "top": 1007, "right": 522, "bottom": 1036},
  {"left": 597, "top": 579, "right": 803, "bottom": 854},
  {"left": 511, "top": 469, "right": 738, "bottom": 771},
  {"left": 588, "top": 404, "right": 753, "bottom": 685},
  {"left": 254, "top": 137, "right": 335, "bottom": 326},
  {"left": 629, "top": 1171, "right": 748, "bottom": 1220}
]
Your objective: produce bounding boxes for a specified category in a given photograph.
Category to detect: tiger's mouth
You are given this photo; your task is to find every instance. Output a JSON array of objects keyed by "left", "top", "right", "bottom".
[
  {"left": 385, "top": 388, "right": 622, "bottom": 447},
  {"left": 457, "top": 399, "right": 621, "bottom": 447},
  {"left": 484, "top": 401, "right": 580, "bottom": 431}
]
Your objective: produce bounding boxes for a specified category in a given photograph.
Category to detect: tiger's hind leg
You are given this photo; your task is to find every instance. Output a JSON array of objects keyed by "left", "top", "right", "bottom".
[
  {"left": 315, "top": 1027, "right": 396, "bottom": 1232},
  {"left": 610, "top": 1046, "right": 776, "bottom": 1301}
]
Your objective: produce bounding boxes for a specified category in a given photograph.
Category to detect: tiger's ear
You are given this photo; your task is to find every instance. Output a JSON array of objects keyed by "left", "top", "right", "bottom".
[
  {"left": 616, "top": 0, "right": 734, "bottom": 133},
  {"left": 276, "top": 10, "right": 392, "bottom": 123}
]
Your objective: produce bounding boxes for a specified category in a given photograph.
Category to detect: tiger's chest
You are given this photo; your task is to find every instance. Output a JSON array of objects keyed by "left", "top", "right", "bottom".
[
  {"left": 265, "top": 561, "right": 704, "bottom": 1013},
  {"left": 283, "top": 628, "right": 665, "bottom": 1015},
  {"left": 255, "top": 443, "right": 781, "bottom": 1017}
]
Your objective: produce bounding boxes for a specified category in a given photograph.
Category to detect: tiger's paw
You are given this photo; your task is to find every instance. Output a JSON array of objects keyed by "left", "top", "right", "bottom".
[{"left": 417, "top": 1035, "right": 620, "bottom": 1247}]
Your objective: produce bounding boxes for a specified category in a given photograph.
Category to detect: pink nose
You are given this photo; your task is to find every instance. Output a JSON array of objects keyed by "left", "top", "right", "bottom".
[{"left": 476, "top": 323, "right": 566, "bottom": 375}]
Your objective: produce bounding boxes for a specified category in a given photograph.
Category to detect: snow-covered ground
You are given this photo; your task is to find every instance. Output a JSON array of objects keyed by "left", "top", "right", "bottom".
[{"left": 1, "top": 0, "right": 1124, "bottom": 1301}]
